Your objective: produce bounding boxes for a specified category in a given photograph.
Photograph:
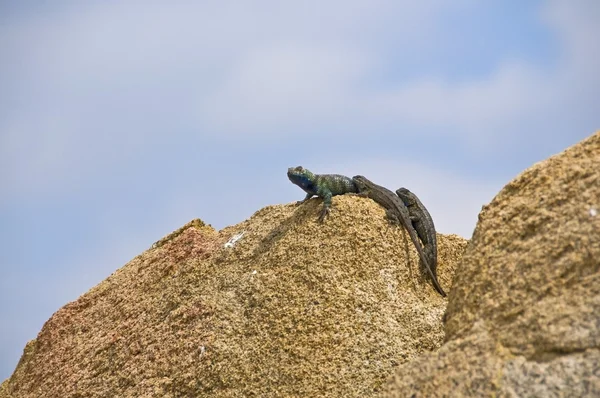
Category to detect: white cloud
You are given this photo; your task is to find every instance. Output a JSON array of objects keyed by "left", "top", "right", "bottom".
[
  {"left": 190, "top": 0, "right": 598, "bottom": 147},
  {"left": 0, "top": 1, "right": 597, "bottom": 199},
  {"left": 543, "top": 0, "right": 600, "bottom": 72},
  {"left": 197, "top": 44, "right": 370, "bottom": 135},
  {"left": 365, "top": 61, "right": 550, "bottom": 134},
  {"left": 364, "top": 0, "right": 599, "bottom": 147},
  {"left": 0, "top": 1, "right": 457, "bottom": 194}
]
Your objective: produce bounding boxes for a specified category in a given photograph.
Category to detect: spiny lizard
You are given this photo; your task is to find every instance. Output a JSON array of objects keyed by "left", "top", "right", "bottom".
[
  {"left": 396, "top": 187, "right": 440, "bottom": 295},
  {"left": 352, "top": 175, "right": 446, "bottom": 297},
  {"left": 287, "top": 166, "right": 358, "bottom": 222}
]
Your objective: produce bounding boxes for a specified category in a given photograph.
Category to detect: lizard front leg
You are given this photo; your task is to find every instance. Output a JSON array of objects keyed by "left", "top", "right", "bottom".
[
  {"left": 318, "top": 190, "right": 333, "bottom": 222},
  {"left": 296, "top": 192, "right": 313, "bottom": 205}
]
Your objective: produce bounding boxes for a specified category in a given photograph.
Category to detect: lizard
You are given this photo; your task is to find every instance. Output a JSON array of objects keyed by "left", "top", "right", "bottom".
[
  {"left": 352, "top": 175, "right": 446, "bottom": 297},
  {"left": 287, "top": 166, "right": 358, "bottom": 222},
  {"left": 396, "top": 187, "right": 439, "bottom": 293}
]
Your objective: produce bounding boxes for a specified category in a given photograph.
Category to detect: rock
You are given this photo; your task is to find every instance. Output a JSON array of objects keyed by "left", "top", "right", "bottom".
[
  {"left": 384, "top": 131, "right": 600, "bottom": 397},
  {"left": 0, "top": 196, "right": 467, "bottom": 398}
]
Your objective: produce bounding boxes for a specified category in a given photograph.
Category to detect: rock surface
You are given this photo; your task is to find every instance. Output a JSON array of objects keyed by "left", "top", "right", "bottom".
[
  {"left": 384, "top": 131, "right": 600, "bottom": 397},
  {"left": 0, "top": 196, "right": 467, "bottom": 398}
]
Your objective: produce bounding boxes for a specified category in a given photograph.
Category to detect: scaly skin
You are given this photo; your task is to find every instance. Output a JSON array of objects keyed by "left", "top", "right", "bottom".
[
  {"left": 352, "top": 175, "right": 446, "bottom": 297},
  {"left": 287, "top": 166, "right": 358, "bottom": 222},
  {"left": 396, "top": 187, "right": 439, "bottom": 287}
]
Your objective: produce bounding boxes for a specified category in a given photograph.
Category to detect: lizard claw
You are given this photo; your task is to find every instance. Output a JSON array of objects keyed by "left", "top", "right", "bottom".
[{"left": 318, "top": 207, "right": 330, "bottom": 223}]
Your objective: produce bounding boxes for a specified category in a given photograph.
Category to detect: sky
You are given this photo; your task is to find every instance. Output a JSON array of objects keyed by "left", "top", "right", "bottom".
[{"left": 1, "top": 0, "right": 598, "bottom": 380}]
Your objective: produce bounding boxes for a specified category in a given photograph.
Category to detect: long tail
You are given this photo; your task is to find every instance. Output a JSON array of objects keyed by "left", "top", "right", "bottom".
[
  {"left": 407, "top": 227, "right": 446, "bottom": 297},
  {"left": 424, "top": 258, "right": 446, "bottom": 297}
]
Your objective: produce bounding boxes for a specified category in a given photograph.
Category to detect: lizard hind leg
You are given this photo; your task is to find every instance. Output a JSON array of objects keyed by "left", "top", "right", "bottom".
[{"left": 385, "top": 209, "right": 401, "bottom": 225}]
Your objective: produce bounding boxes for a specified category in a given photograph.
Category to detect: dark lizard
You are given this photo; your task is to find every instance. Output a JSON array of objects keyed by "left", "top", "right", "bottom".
[
  {"left": 352, "top": 175, "right": 446, "bottom": 297},
  {"left": 396, "top": 187, "right": 439, "bottom": 294},
  {"left": 287, "top": 166, "right": 358, "bottom": 222}
]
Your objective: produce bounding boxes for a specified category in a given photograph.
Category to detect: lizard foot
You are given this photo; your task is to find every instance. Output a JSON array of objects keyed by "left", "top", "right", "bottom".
[
  {"left": 385, "top": 209, "right": 400, "bottom": 225},
  {"left": 318, "top": 207, "right": 330, "bottom": 223}
]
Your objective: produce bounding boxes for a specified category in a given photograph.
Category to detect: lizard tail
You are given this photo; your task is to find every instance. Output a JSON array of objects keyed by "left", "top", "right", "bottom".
[
  {"left": 431, "top": 273, "right": 447, "bottom": 297},
  {"left": 422, "top": 258, "right": 446, "bottom": 297}
]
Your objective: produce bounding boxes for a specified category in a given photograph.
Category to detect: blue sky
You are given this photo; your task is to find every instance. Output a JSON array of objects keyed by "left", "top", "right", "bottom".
[{"left": 1, "top": 0, "right": 598, "bottom": 380}]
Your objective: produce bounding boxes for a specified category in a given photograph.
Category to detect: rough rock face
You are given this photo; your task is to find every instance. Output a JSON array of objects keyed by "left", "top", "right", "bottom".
[
  {"left": 0, "top": 196, "right": 467, "bottom": 397},
  {"left": 385, "top": 131, "right": 600, "bottom": 397}
]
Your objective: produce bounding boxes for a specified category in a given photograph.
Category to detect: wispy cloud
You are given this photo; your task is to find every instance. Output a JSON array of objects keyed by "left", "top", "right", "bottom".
[{"left": 2, "top": 2, "right": 596, "bottom": 193}]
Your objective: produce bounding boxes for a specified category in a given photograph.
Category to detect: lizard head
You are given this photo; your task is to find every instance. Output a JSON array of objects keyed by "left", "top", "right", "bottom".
[
  {"left": 351, "top": 175, "right": 369, "bottom": 190},
  {"left": 395, "top": 187, "right": 416, "bottom": 205},
  {"left": 287, "top": 166, "right": 316, "bottom": 189}
]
